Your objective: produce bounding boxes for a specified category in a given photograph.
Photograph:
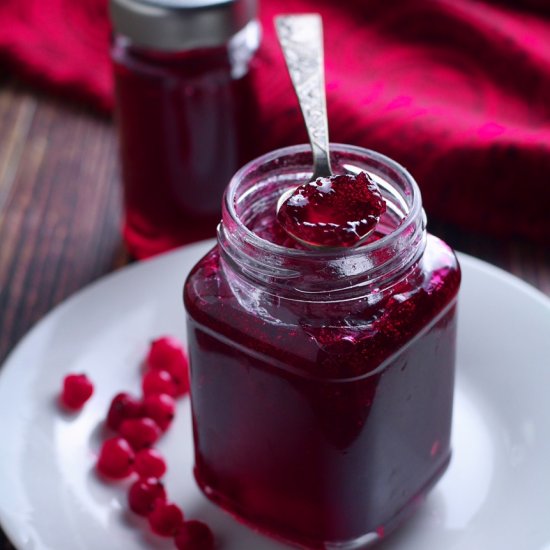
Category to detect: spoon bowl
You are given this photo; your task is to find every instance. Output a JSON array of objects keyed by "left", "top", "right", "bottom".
[{"left": 276, "top": 171, "right": 386, "bottom": 250}]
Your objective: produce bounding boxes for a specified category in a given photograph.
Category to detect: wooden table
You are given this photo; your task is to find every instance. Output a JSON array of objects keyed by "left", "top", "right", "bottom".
[{"left": 0, "top": 79, "right": 548, "bottom": 549}]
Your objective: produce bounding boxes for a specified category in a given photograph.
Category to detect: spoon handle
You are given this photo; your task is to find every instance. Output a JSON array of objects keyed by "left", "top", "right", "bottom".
[{"left": 275, "top": 14, "right": 332, "bottom": 180}]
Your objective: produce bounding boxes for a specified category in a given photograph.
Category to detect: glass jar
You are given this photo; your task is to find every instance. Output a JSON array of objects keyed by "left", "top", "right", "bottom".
[
  {"left": 184, "top": 144, "right": 461, "bottom": 548},
  {"left": 110, "top": 0, "right": 260, "bottom": 258}
]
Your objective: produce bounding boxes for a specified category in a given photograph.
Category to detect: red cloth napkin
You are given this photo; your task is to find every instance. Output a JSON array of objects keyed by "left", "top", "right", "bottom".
[{"left": 1, "top": 0, "right": 549, "bottom": 250}]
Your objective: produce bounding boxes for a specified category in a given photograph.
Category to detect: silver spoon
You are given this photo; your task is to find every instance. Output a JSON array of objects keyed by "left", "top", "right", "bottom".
[
  {"left": 275, "top": 14, "right": 381, "bottom": 248},
  {"left": 275, "top": 14, "right": 332, "bottom": 212}
]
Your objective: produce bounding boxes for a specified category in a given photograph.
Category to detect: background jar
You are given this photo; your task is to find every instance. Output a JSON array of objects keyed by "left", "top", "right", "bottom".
[
  {"left": 184, "top": 144, "right": 461, "bottom": 548},
  {"left": 110, "top": 0, "right": 260, "bottom": 258}
]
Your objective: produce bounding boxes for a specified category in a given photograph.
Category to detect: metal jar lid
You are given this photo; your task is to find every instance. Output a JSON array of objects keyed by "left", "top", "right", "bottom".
[{"left": 110, "top": 0, "right": 258, "bottom": 51}]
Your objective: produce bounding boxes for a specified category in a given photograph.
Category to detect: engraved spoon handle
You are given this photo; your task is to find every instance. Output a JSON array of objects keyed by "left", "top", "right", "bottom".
[{"left": 275, "top": 14, "right": 332, "bottom": 180}]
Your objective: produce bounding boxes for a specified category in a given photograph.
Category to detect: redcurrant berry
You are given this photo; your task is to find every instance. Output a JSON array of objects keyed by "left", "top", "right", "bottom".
[
  {"left": 106, "top": 392, "right": 143, "bottom": 431},
  {"left": 134, "top": 448, "right": 167, "bottom": 479},
  {"left": 143, "top": 393, "right": 175, "bottom": 431},
  {"left": 146, "top": 337, "right": 187, "bottom": 375},
  {"left": 119, "top": 417, "right": 161, "bottom": 450},
  {"left": 60, "top": 373, "right": 94, "bottom": 410},
  {"left": 148, "top": 500, "right": 184, "bottom": 537},
  {"left": 128, "top": 478, "right": 166, "bottom": 516},
  {"left": 142, "top": 369, "right": 177, "bottom": 397},
  {"left": 97, "top": 437, "right": 135, "bottom": 479}
]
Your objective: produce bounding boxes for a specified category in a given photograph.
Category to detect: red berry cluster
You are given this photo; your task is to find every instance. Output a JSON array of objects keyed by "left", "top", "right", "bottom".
[{"left": 60, "top": 337, "right": 213, "bottom": 550}]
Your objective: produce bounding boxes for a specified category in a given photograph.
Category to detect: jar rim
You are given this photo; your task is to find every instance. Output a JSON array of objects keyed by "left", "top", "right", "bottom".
[{"left": 223, "top": 143, "right": 423, "bottom": 260}]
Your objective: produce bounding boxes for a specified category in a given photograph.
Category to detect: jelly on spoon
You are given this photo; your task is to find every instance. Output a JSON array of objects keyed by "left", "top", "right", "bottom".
[
  {"left": 277, "top": 171, "right": 386, "bottom": 248},
  {"left": 275, "top": 14, "right": 385, "bottom": 248}
]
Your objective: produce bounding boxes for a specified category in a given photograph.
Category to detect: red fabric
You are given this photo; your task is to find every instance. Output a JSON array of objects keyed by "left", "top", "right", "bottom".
[{"left": 1, "top": 0, "right": 549, "bottom": 248}]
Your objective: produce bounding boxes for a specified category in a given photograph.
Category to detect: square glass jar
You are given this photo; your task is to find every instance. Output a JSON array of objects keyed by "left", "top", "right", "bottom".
[{"left": 184, "top": 144, "right": 461, "bottom": 549}]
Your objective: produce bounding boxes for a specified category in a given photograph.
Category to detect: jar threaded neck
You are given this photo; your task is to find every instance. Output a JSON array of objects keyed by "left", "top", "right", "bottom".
[{"left": 219, "top": 144, "right": 426, "bottom": 299}]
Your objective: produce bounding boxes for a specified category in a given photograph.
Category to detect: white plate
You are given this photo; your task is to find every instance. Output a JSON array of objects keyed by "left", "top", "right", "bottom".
[{"left": 0, "top": 240, "right": 549, "bottom": 550}]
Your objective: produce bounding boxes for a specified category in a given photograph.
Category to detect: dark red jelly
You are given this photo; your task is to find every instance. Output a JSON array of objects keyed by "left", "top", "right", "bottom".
[
  {"left": 111, "top": 22, "right": 259, "bottom": 258},
  {"left": 277, "top": 172, "right": 386, "bottom": 248},
  {"left": 184, "top": 145, "right": 461, "bottom": 548}
]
